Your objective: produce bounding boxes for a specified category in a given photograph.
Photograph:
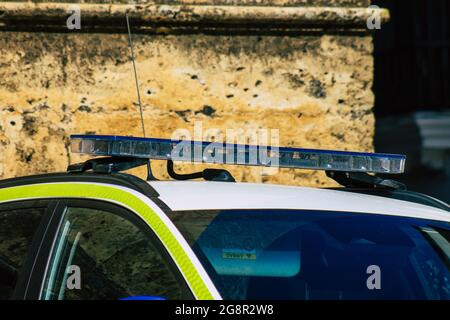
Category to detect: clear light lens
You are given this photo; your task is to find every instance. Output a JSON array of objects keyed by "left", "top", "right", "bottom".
[{"left": 70, "top": 135, "right": 406, "bottom": 174}]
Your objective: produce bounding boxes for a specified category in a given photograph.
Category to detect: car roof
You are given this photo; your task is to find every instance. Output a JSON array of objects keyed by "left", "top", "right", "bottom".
[
  {"left": 1, "top": 172, "right": 448, "bottom": 222},
  {"left": 149, "top": 181, "right": 450, "bottom": 222}
]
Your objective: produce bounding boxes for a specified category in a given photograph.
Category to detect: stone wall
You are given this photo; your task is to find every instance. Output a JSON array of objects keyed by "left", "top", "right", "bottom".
[{"left": 0, "top": 0, "right": 381, "bottom": 186}]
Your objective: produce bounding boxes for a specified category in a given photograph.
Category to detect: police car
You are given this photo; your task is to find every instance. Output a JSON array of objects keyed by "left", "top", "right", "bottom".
[{"left": 0, "top": 135, "right": 449, "bottom": 300}]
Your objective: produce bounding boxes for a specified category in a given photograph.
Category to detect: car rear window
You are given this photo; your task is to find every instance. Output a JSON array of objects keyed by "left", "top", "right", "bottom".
[{"left": 170, "top": 210, "right": 450, "bottom": 300}]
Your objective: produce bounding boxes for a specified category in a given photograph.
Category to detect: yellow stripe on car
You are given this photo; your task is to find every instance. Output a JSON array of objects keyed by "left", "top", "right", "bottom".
[{"left": 0, "top": 182, "right": 216, "bottom": 300}]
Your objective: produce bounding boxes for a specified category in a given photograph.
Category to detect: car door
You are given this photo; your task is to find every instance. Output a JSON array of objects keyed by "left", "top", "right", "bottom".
[{"left": 0, "top": 180, "right": 221, "bottom": 300}]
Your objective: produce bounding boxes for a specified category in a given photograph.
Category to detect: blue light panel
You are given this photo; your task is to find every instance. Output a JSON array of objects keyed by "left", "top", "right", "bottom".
[{"left": 70, "top": 135, "right": 406, "bottom": 174}]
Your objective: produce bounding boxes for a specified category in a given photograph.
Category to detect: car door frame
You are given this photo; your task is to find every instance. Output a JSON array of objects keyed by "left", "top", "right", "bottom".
[
  {"left": 15, "top": 200, "right": 66, "bottom": 299},
  {"left": 0, "top": 180, "right": 221, "bottom": 300}
]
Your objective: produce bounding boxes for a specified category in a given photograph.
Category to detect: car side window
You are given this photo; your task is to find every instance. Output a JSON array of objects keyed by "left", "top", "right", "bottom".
[
  {"left": 41, "top": 203, "right": 190, "bottom": 300},
  {"left": 0, "top": 201, "right": 47, "bottom": 299}
]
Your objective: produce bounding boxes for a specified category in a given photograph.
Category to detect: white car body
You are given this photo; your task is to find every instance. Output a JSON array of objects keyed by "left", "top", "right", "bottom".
[{"left": 150, "top": 181, "right": 450, "bottom": 222}]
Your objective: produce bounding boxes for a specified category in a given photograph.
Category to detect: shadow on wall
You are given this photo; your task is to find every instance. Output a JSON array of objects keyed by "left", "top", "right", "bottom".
[
  {"left": 372, "top": 0, "right": 450, "bottom": 204},
  {"left": 375, "top": 112, "right": 450, "bottom": 204}
]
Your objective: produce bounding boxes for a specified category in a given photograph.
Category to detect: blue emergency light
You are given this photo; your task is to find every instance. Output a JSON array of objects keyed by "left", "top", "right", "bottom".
[{"left": 70, "top": 135, "right": 406, "bottom": 174}]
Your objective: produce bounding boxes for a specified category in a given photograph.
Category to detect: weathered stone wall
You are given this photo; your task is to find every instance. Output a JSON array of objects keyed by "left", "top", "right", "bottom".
[
  {"left": 0, "top": 0, "right": 377, "bottom": 187},
  {"left": 0, "top": 0, "right": 371, "bottom": 6}
]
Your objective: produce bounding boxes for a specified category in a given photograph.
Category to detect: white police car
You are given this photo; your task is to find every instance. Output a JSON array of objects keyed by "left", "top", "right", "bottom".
[{"left": 0, "top": 135, "right": 448, "bottom": 300}]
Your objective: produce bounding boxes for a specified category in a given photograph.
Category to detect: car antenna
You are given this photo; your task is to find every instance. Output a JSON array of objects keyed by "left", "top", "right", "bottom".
[{"left": 125, "top": 13, "right": 156, "bottom": 180}]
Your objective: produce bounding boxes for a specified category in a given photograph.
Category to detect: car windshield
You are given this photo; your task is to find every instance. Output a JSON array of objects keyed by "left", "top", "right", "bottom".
[{"left": 170, "top": 210, "right": 450, "bottom": 300}]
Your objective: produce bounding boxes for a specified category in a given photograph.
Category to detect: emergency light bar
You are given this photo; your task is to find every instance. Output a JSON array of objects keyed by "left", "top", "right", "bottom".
[{"left": 70, "top": 135, "right": 406, "bottom": 174}]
